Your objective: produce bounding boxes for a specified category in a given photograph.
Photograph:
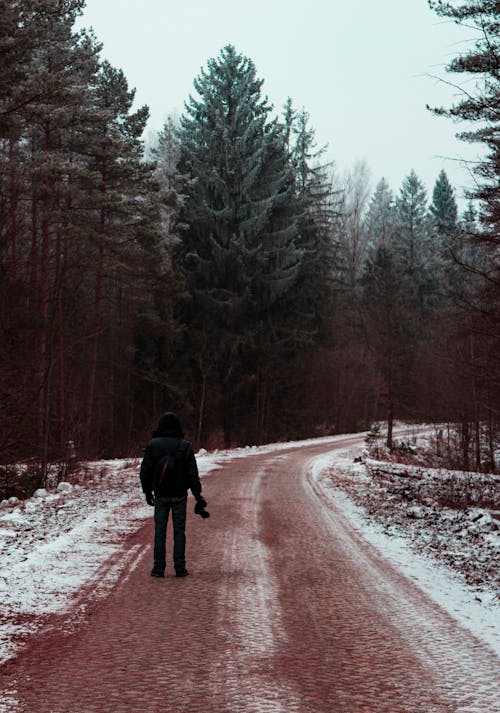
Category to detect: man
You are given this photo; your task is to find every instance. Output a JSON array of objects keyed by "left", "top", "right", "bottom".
[{"left": 140, "top": 412, "right": 208, "bottom": 578}]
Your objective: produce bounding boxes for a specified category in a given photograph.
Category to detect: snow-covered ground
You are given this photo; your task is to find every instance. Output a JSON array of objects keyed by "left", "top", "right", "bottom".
[
  {"left": 1, "top": 429, "right": 498, "bottom": 667},
  {"left": 0, "top": 436, "right": 347, "bottom": 664},
  {"left": 309, "top": 440, "right": 499, "bottom": 657},
  {"left": 0, "top": 451, "right": 228, "bottom": 664}
]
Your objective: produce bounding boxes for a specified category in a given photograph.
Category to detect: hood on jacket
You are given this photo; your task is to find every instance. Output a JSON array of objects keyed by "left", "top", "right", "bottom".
[{"left": 153, "top": 411, "right": 184, "bottom": 439}]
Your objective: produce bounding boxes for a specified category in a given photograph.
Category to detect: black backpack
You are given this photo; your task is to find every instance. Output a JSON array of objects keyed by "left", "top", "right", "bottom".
[{"left": 153, "top": 441, "right": 187, "bottom": 496}]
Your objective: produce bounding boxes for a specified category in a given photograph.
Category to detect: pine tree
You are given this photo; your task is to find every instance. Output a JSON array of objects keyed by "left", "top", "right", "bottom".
[
  {"left": 362, "top": 171, "right": 445, "bottom": 439},
  {"left": 0, "top": 0, "right": 103, "bottom": 463},
  {"left": 177, "top": 45, "right": 303, "bottom": 444},
  {"left": 153, "top": 115, "right": 185, "bottom": 281},
  {"left": 365, "top": 178, "right": 396, "bottom": 250},
  {"left": 82, "top": 60, "right": 159, "bottom": 453},
  {"left": 288, "top": 105, "right": 337, "bottom": 340},
  {"left": 396, "top": 170, "right": 447, "bottom": 312},
  {"left": 361, "top": 246, "right": 418, "bottom": 447},
  {"left": 428, "top": 0, "right": 499, "bottom": 233},
  {"left": 395, "top": 170, "right": 428, "bottom": 276},
  {"left": 0, "top": 1, "right": 161, "bottom": 462},
  {"left": 429, "top": 169, "right": 458, "bottom": 237},
  {"left": 429, "top": 1, "right": 500, "bottom": 469},
  {"left": 428, "top": 169, "right": 459, "bottom": 302},
  {"left": 0, "top": 0, "right": 32, "bottom": 138}
]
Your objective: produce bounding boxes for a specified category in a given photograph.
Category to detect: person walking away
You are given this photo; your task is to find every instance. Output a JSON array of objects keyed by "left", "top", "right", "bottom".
[{"left": 140, "top": 412, "right": 208, "bottom": 577}]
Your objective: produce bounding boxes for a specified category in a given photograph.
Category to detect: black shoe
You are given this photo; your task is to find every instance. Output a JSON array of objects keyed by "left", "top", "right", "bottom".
[
  {"left": 151, "top": 568, "right": 164, "bottom": 578},
  {"left": 175, "top": 568, "right": 189, "bottom": 578}
]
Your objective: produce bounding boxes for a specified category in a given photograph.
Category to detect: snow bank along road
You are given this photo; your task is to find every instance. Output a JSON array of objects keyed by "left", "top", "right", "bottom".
[{"left": 1, "top": 436, "right": 499, "bottom": 712}]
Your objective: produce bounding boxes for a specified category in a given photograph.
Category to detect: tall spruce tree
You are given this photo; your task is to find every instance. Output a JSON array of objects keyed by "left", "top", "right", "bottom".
[
  {"left": 361, "top": 171, "right": 443, "bottom": 442},
  {"left": 428, "top": 169, "right": 458, "bottom": 300},
  {"left": 428, "top": 0, "right": 499, "bottom": 234},
  {"left": 395, "top": 170, "right": 428, "bottom": 276},
  {"left": 288, "top": 105, "right": 337, "bottom": 340},
  {"left": 395, "top": 170, "right": 444, "bottom": 312},
  {"left": 429, "top": 1, "right": 500, "bottom": 469},
  {"left": 429, "top": 169, "right": 458, "bottom": 238},
  {"left": 82, "top": 60, "right": 159, "bottom": 453},
  {"left": 365, "top": 177, "right": 396, "bottom": 250},
  {"left": 361, "top": 245, "right": 418, "bottom": 447},
  {"left": 177, "top": 45, "right": 303, "bottom": 444},
  {"left": 153, "top": 115, "right": 184, "bottom": 272}
]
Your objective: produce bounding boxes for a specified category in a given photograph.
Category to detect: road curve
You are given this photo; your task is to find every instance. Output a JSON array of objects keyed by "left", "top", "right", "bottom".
[{"left": 1, "top": 437, "right": 498, "bottom": 712}]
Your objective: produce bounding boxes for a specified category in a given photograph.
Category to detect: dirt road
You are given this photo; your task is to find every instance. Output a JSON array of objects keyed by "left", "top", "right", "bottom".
[{"left": 1, "top": 437, "right": 498, "bottom": 712}]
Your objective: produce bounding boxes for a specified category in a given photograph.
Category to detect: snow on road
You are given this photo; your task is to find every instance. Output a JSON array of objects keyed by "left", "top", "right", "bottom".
[
  {"left": 210, "top": 465, "right": 303, "bottom": 712},
  {"left": 0, "top": 452, "right": 227, "bottom": 663},
  {"left": 308, "top": 448, "right": 499, "bottom": 657},
  {"left": 0, "top": 428, "right": 498, "bottom": 670},
  {"left": 0, "top": 438, "right": 347, "bottom": 664}
]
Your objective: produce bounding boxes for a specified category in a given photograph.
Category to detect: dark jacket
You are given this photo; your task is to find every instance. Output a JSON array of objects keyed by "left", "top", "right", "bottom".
[{"left": 140, "top": 413, "right": 202, "bottom": 499}]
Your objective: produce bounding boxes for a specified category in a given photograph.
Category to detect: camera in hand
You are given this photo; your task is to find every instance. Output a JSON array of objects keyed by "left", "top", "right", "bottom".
[{"left": 194, "top": 498, "right": 210, "bottom": 519}]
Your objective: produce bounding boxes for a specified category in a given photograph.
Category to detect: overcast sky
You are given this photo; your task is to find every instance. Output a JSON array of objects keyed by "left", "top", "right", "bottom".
[{"left": 77, "top": 0, "right": 480, "bottom": 207}]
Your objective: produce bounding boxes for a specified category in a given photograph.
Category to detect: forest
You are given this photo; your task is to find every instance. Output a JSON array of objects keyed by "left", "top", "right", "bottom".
[{"left": 0, "top": 0, "right": 498, "bottom": 474}]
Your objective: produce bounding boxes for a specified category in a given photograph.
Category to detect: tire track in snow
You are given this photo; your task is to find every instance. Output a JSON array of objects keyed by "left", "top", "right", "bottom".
[{"left": 212, "top": 465, "right": 302, "bottom": 712}]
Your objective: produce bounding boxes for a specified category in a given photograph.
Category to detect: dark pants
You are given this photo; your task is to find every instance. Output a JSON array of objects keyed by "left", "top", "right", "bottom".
[{"left": 153, "top": 495, "right": 187, "bottom": 572}]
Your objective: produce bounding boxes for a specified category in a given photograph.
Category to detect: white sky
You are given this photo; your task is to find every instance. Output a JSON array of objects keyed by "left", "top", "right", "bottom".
[{"left": 77, "top": 0, "right": 482, "bottom": 207}]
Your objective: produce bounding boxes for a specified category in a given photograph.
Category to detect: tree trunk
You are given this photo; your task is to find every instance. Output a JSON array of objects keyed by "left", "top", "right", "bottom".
[
  {"left": 470, "top": 327, "right": 481, "bottom": 471},
  {"left": 39, "top": 119, "right": 51, "bottom": 455},
  {"left": 255, "top": 368, "right": 261, "bottom": 444},
  {"left": 462, "top": 417, "right": 470, "bottom": 471},
  {"left": 223, "top": 387, "right": 233, "bottom": 449},
  {"left": 261, "top": 380, "right": 268, "bottom": 443},
  {"left": 126, "top": 309, "right": 135, "bottom": 449},
  {"left": 488, "top": 409, "right": 495, "bottom": 473},
  {"left": 55, "top": 219, "right": 68, "bottom": 453},
  {"left": 255, "top": 372, "right": 269, "bottom": 445},
  {"left": 386, "top": 402, "right": 394, "bottom": 450},
  {"left": 197, "top": 370, "right": 207, "bottom": 451},
  {"left": 8, "top": 139, "right": 19, "bottom": 279},
  {"left": 86, "top": 155, "right": 107, "bottom": 453},
  {"left": 30, "top": 148, "right": 38, "bottom": 308},
  {"left": 167, "top": 207, "right": 175, "bottom": 332},
  {"left": 474, "top": 421, "right": 481, "bottom": 472}
]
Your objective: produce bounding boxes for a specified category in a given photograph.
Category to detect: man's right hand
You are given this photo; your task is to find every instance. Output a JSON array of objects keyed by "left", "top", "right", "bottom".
[
  {"left": 145, "top": 492, "right": 155, "bottom": 506},
  {"left": 194, "top": 497, "right": 209, "bottom": 518}
]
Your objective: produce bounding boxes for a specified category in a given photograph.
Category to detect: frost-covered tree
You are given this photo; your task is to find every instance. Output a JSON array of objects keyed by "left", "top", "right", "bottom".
[
  {"left": 338, "top": 160, "right": 372, "bottom": 287},
  {"left": 177, "top": 45, "right": 304, "bottom": 443},
  {"left": 428, "top": 1, "right": 500, "bottom": 468},
  {"left": 0, "top": 0, "right": 103, "bottom": 462},
  {"left": 428, "top": 0, "right": 499, "bottom": 234},
  {"left": 428, "top": 169, "right": 459, "bottom": 300},
  {"left": 288, "top": 105, "right": 337, "bottom": 339},
  {"left": 179, "top": 45, "right": 301, "bottom": 314},
  {"left": 361, "top": 171, "right": 446, "bottom": 440},
  {"left": 152, "top": 115, "right": 185, "bottom": 262},
  {"left": 394, "top": 170, "right": 428, "bottom": 275},
  {"left": 429, "top": 169, "right": 458, "bottom": 238},
  {"left": 365, "top": 177, "right": 396, "bottom": 251},
  {"left": 83, "top": 60, "right": 159, "bottom": 451},
  {"left": 0, "top": 0, "right": 33, "bottom": 138},
  {"left": 361, "top": 246, "right": 419, "bottom": 447},
  {"left": 395, "top": 169, "right": 446, "bottom": 311},
  {"left": 0, "top": 1, "right": 161, "bottom": 463}
]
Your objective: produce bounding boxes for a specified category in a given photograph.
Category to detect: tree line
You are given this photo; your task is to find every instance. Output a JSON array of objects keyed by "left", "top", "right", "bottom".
[{"left": 0, "top": 0, "right": 498, "bottom": 473}]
